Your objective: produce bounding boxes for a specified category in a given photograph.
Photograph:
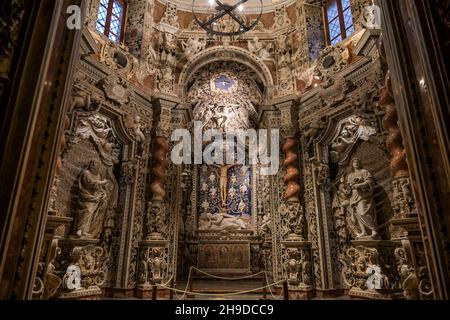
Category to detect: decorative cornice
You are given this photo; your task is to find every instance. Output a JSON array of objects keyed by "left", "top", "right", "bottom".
[{"left": 156, "top": 0, "right": 298, "bottom": 14}]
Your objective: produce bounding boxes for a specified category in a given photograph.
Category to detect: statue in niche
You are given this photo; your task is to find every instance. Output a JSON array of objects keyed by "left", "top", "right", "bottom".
[
  {"left": 347, "top": 158, "right": 378, "bottom": 239},
  {"left": 74, "top": 160, "right": 111, "bottom": 238},
  {"left": 247, "top": 37, "right": 272, "bottom": 61}
]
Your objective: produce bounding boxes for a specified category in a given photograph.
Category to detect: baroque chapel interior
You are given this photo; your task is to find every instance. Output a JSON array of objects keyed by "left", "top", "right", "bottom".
[{"left": 0, "top": 0, "right": 449, "bottom": 301}]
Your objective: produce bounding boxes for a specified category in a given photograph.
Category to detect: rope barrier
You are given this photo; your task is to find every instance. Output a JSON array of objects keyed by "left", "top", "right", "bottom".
[
  {"left": 264, "top": 271, "right": 285, "bottom": 300},
  {"left": 155, "top": 266, "right": 287, "bottom": 299},
  {"left": 172, "top": 267, "right": 194, "bottom": 300},
  {"left": 191, "top": 266, "right": 266, "bottom": 280},
  {"left": 160, "top": 275, "right": 174, "bottom": 287},
  {"left": 159, "top": 279, "right": 286, "bottom": 298}
]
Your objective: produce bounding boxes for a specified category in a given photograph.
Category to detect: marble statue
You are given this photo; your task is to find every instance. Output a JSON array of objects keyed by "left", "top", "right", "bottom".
[
  {"left": 74, "top": 160, "right": 110, "bottom": 238},
  {"left": 330, "top": 117, "right": 376, "bottom": 164},
  {"left": 69, "top": 91, "right": 91, "bottom": 111},
  {"left": 303, "top": 117, "right": 326, "bottom": 148},
  {"left": 247, "top": 37, "right": 272, "bottom": 61},
  {"left": 181, "top": 37, "right": 206, "bottom": 59},
  {"left": 125, "top": 114, "right": 145, "bottom": 142},
  {"left": 275, "top": 33, "right": 292, "bottom": 55},
  {"left": 63, "top": 265, "right": 81, "bottom": 290},
  {"left": 347, "top": 158, "right": 378, "bottom": 239},
  {"left": 204, "top": 211, "right": 247, "bottom": 230}
]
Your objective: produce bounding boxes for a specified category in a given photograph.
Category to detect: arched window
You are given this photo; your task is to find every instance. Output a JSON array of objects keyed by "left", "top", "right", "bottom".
[
  {"left": 323, "top": 0, "right": 354, "bottom": 46},
  {"left": 96, "top": 0, "right": 127, "bottom": 43}
]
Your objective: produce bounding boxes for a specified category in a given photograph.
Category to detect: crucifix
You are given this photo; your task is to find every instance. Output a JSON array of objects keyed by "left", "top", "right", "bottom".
[
  {"left": 209, "top": 163, "right": 237, "bottom": 210},
  {"left": 220, "top": 78, "right": 229, "bottom": 87}
]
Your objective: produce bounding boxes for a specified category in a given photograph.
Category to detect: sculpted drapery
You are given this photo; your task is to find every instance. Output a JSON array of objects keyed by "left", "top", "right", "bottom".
[
  {"left": 74, "top": 160, "right": 111, "bottom": 239},
  {"left": 347, "top": 158, "right": 378, "bottom": 239}
]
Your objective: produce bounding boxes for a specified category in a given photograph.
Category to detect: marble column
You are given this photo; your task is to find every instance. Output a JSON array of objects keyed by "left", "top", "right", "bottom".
[
  {"left": 276, "top": 98, "right": 313, "bottom": 299},
  {"left": 277, "top": 99, "right": 301, "bottom": 204},
  {"left": 146, "top": 99, "right": 172, "bottom": 240},
  {"left": 137, "top": 95, "right": 176, "bottom": 298}
]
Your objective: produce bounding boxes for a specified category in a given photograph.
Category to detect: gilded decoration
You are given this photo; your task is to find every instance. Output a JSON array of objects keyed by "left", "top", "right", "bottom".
[{"left": 17, "top": 0, "right": 439, "bottom": 300}]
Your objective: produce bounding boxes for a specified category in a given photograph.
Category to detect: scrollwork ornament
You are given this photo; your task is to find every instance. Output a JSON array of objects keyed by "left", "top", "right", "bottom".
[
  {"left": 146, "top": 201, "right": 168, "bottom": 240},
  {"left": 120, "top": 160, "right": 137, "bottom": 185},
  {"left": 98, "top": 75, "right": 131, "bottom": 105},
  {"left": 279, "top": 202, "right": 306, "bottom": 241}
]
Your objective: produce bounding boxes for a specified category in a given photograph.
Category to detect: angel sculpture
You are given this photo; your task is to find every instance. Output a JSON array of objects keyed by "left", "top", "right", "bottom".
[{"left": 125, "top": 114, "right": 145, "bottom": 142}]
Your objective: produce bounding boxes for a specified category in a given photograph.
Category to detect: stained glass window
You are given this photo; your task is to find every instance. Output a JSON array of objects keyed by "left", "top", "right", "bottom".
[
  {"left": 324, "top": 0, "right": 354, "bottom": 46},
  {"left": 96, "top": 0, "right": 126, "bottom": 43}
]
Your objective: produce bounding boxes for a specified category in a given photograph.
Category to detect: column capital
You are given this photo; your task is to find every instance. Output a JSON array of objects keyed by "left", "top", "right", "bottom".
[{"left": 151, "top": 94, "right": 179, "bottom": 138}]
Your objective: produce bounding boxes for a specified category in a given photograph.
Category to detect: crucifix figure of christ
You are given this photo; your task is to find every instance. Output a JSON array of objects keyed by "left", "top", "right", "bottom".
[{"left": 209, "top": 163, "right": 237, "bottom": 210}]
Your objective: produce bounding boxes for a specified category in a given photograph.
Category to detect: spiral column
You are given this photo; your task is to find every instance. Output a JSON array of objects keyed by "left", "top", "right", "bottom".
[
  {"left": 146, "top": 104, "right": 172, "bottom": 240},
  {"left": 138, "top": 98, "right": 175, "bottom": 298},
  {"left": 283, "top": 137, "right": 301, "bottom": 202},
  {"left": 381, "top": 71, "right": 409, "bottom": 178},
  {"left": 150, "top": 136, "right": 169, "bottom": 201},
  {"left": 278, "top": 100, "right": 301, "bottom": 203}
]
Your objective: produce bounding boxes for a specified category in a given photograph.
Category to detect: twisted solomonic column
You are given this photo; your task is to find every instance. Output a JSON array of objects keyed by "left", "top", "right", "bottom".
[
  {"left": 283, "top": 136, "right": 301, "bottom": 202},
  {"left": 150, "top": 136, "right": 169, "bottom": 201},
  {"left": 146, "top": 120, "right": 171, "bottom": 240},
  {"left": 381, "top": 71, "right": 409, "bottom": 178}
]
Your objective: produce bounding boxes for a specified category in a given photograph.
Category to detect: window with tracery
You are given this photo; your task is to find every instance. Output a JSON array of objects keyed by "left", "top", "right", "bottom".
[
  {"left": 96, "top": 0, "right": 127, "bottom": 43},
  {"left": 324, "top": 0, "right": 354, "bottom": 46}
]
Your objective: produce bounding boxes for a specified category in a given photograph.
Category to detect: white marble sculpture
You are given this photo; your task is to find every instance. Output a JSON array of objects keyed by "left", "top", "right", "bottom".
[
  {"left": 347, "top": 158, "right": 378, "bottom": 239},
  {"left": 74, "top": 160, "right": 110, "bottom": 238}
]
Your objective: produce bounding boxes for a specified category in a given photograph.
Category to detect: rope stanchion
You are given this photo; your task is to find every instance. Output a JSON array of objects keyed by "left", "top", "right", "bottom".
[
  {"left": 169, "top": 278, "right": 174, "bottom": 300},
  {"left": 171, "top": 267, "right": 193, "bottom": 300},
  {"left": 188, "top": 267, "right": 195, "bottom": 297},
  {"left": 152, "top": 285, "right": 157, "bottom": 300},
  {"left": 262, "top": 273, "right": 267, "bottom": 300},
  {"left": 263, "top": 271, "right": 284, "bottom": 300},
  {"left": 283, "top": 280, "right": 289, "bottom": 300}
]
